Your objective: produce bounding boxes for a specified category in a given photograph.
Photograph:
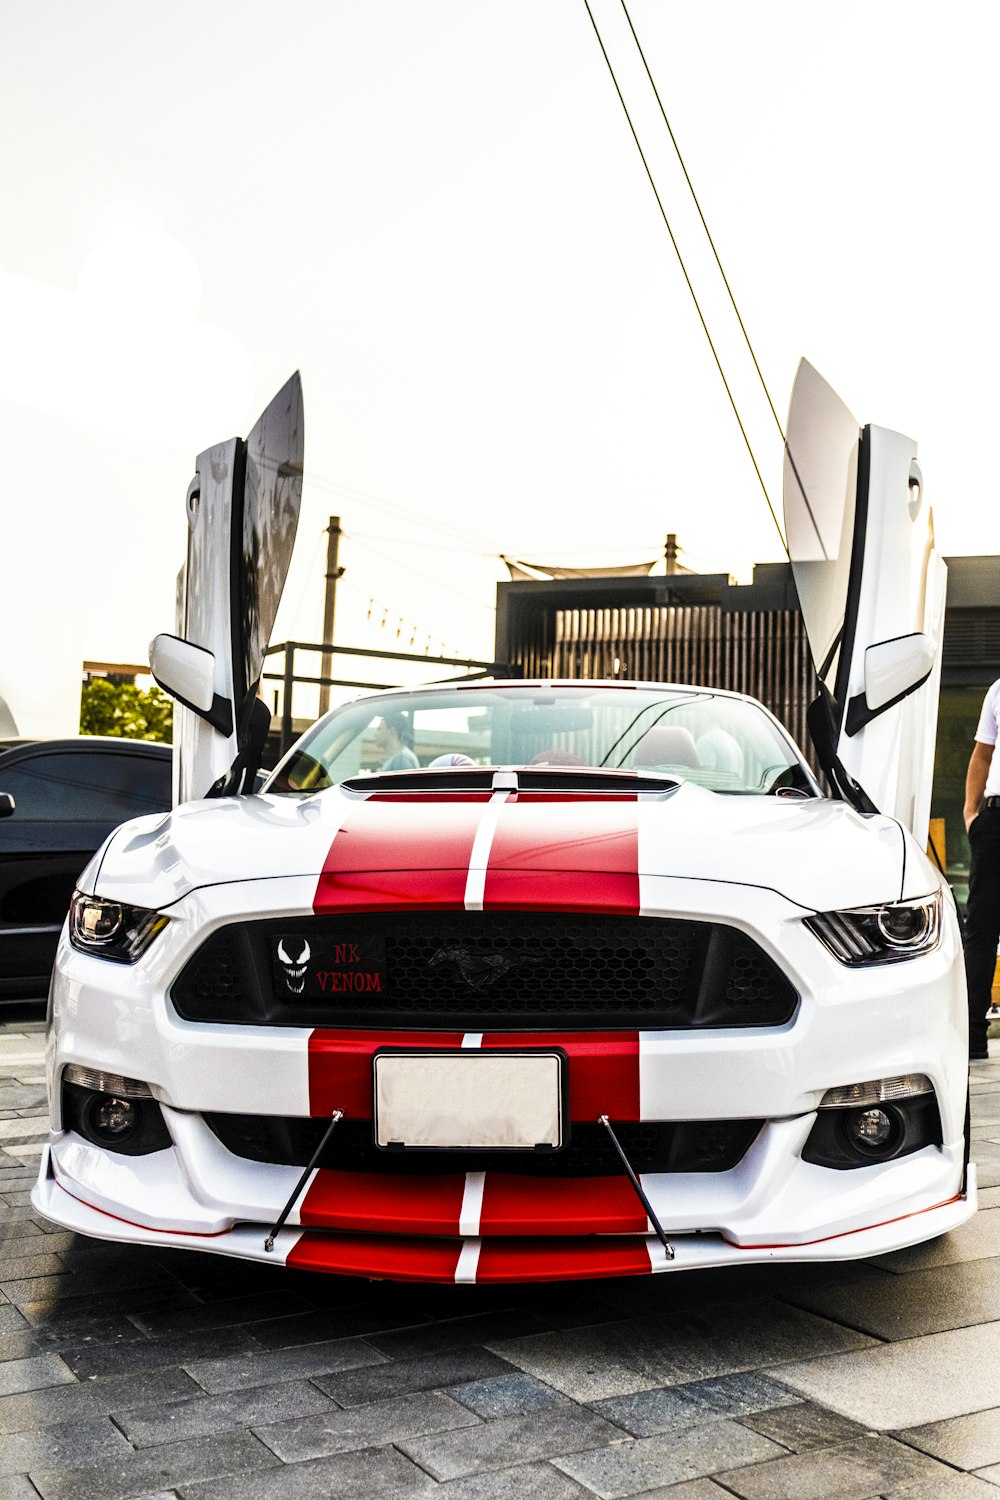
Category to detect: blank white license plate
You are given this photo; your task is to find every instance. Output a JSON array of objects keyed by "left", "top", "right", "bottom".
[{"left": 373, "top": 1051, "right": 564, "bottom": 1150}]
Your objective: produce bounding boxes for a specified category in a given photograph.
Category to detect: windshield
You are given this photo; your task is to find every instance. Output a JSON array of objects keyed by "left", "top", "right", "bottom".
[{"left": 268, "top": 685, "right": 812, "bottom": 797}]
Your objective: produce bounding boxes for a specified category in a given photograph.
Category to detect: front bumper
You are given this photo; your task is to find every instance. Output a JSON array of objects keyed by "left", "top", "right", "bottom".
[
  {"left": 34, "top": 1139, "right": 975, "bottom": 1282},
  {"left": 33, "top": 875, "right": 975, "bottom": 1283}
]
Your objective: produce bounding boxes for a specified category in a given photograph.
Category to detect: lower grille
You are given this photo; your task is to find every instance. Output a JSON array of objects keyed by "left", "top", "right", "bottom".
[
  {"left": 172, "top": 911, "right": 797, "bottom": 1030},
  {"left": 205, "top": 1113, "right": 763, "bottom": 1177}
]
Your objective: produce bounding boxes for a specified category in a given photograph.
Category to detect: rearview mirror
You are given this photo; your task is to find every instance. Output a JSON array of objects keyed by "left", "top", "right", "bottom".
[
  {"left": 845, "top": 633, "right": 935, "bottom": 736},
  {"left": 0, "top": 793, "right": 14, "bottom": 818},
  {"left": 510, "top": 705, "right": 594, "bottom": 733},
  {"left": 149, "top": 634, "right": 232, "bottom": 734}
]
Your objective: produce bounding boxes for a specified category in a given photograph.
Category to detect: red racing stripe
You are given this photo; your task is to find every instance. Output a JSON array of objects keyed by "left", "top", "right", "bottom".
[
  {"left": 482, "top": 794, "right": 640, "bottom": 912},
  {"left": 307, "top": 1029, "right": 465, "bottom": 1117},
  {"left": 314, "top": 793, "right": 490, "bottom": 913},
  {"left": 286, "top": 1231, "right": 462, "bottom": 1281},
  {"left": 308, "top": 1029, "right": 640, "bottom": 1121},
  {"left": 483, "top": 1031, "right": 640, "bottom": 1120},
  {"left": 285, "top": 1230, "right": 652, "bottom": 1282},
  {"left": 479, "top": 1174, "right": 647, "bottom": 1235},
  {"left": 475, "top": 1236, "right": 652, "bottom": 1283},
  {"left": 298, "top": 1170, "right": 465, "bottom": 1236}
]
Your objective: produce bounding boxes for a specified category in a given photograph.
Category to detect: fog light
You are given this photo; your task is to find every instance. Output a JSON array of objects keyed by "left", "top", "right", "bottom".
[
  {"left": 63, "top": 1079, "right": 171, "bottom": 1157},
  {"left": 845, "top": 1105, "right": 902, "bottom": 1157},
  {"left": 84, "top": 1095, "right": 139, "bottom": 1144},
  {"left": 803, "top": 1091, "right": 941, "bottom": 1170},
  {"left": 852, "top": 1108, "right": 892, "bottom": 1144}
]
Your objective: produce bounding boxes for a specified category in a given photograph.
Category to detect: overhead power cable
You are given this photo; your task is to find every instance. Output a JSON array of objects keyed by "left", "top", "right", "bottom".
[
  {"left": 582, "top": 0, "right": 788, "bottom": 557},
  {"left": 349, "top": 535, "right": 497, "bottom": 615},
  {"left": 346, "top": 528, "right": 677, "bottom": 561},
  {"left": 619, "top": 0, "right": 786, "bottom": 447},
  {"left": 300, "top": 467, "right": 498, "bottom": 555},
  {"left": 345, "top": 529, "right": 497, "bottom": 557}
]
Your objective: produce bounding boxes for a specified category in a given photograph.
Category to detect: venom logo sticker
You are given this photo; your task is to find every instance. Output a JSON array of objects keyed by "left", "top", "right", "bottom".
[{"left": 276, "top": 937, "right": 311, "bottom": 995}]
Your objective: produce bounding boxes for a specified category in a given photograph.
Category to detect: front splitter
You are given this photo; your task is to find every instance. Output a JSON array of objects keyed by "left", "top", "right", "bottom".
[{"left": 33, "top": 1151, "right": 977, "bottom": 1284}]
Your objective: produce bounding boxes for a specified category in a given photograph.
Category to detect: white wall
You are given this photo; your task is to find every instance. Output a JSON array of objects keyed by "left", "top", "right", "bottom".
[{"left": 0, "top": 635, "right": 81, "bottom": 739}]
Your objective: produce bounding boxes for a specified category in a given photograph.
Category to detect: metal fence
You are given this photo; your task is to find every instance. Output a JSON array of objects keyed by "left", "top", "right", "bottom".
[{"left": 262, "top": 640, "right": 522, "bottom": 754}]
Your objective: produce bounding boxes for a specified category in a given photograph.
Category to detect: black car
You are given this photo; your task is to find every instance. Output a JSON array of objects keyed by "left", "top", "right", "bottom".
[{"left": 0, "top": 737, "right": 172, "bottom": 1002}]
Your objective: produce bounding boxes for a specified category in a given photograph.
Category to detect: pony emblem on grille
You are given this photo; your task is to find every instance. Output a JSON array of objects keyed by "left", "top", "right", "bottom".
[
  {"left": 428, "top": 946, "right": 545, "bottom": 990},
  {"left": 276, "top": 938, "right": 311, "bottom": 995}
]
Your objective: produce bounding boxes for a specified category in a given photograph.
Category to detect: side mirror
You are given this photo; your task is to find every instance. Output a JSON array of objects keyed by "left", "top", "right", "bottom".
[
  {"left": 149, "top": 634, "right": 233, "bottom": 735},
  {"left": 845, "top": 633, "right": 935, "bottom": 736},
  {"left": 0, "top": 793, "right": 14, "bottom": 818}
]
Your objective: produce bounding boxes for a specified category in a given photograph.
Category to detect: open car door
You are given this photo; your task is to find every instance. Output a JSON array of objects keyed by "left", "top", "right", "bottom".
[
  {"left": 151, "top": 373, "right": 304, "bottom": 805},
  {"left": 784, "top": 359, "right": 945, "bottom": 846}
]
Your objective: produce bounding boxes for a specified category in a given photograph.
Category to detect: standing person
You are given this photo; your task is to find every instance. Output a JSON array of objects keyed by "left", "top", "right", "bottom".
[
  {"left": 963, "top": 678, "right": 1000, "bottom": 1059},
  {"left": 374, "top": 712, "right": 419, "bottom": 771}
]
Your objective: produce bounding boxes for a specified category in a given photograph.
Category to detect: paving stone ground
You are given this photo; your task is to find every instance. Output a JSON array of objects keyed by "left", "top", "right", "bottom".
[{"left": 2, "top": 1014, "right": 1000, "bottom": 1499}]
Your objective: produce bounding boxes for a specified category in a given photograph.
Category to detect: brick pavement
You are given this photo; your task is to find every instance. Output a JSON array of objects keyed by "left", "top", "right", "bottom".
[{"left": 2, "top": 1017, "right": 1000, "bottom": 1499}]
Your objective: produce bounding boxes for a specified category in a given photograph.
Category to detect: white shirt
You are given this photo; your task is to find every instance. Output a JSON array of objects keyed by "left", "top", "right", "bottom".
[{"left": 975, "top": 678, "right": 1000, "bottom": 797}]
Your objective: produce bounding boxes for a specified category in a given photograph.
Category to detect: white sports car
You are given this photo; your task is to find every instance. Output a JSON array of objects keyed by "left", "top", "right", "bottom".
[{"left": 33, "top": 364, "right": 974, "bottom": 1284}]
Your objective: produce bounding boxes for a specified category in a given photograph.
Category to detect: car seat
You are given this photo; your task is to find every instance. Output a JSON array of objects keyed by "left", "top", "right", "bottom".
[
  {"left": 528, "top": 750, "right": 587, "bottom": 767},
  {"left": 632, "top": 726, "right": 700, "bottom": 768}
]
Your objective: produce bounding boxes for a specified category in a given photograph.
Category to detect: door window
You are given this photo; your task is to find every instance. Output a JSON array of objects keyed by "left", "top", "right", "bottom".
[
  {"left": 783, "top": 359, "right": 861, "bottom": 697},
  {"left": 0, "top": 751, "right": 171, "bottom": 821}
]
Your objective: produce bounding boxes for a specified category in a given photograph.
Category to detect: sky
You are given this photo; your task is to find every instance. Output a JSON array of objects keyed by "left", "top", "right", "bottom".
[{"left": 2, "top": 0, "right": 998, "bottom": 735}]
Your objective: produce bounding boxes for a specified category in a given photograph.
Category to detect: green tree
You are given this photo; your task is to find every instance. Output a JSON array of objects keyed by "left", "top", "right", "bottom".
[{"left": 80, "top": 679, "right": 173, "bottom": 743}]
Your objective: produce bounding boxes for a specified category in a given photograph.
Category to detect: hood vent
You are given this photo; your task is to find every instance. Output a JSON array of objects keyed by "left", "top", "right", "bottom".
[{"left": 340, "top": 767, "right": 678, "bottom": 796}]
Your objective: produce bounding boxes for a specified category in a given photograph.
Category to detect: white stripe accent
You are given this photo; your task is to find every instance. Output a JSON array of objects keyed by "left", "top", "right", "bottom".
[
  {"left": 464, "top": 790, "right": 510, "bottom": 911},
  {"left": 461, "top": 1033, "right": 483, "bottom": 1049},
  {"left": 288, "top": 1168, "right": 320, "bottom": 1226},
  {"left": 455, "top": 1236, "right": 482, "bottom": 1283},
  {"left": 459, "top": 1171, "right": 486, "bottom": 1236}
]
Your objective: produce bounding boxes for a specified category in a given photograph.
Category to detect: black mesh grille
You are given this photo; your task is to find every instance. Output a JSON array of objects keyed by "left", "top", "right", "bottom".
[
  {"left": 204, "top": 1113, "right": 763, "bottom": 1177},
  {"left": 171, "top": 912, "right": 797, "bottom": 1030},
  {"left": 180, "top": 929, "right": 242, "bottom": 1007},
  {"left": 725, "top": 945, "right": 780, "bottom": 1007}
]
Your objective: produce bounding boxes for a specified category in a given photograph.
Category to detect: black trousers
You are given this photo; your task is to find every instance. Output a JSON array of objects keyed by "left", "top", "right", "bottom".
[{"left": 964, "top": 806, "right": 1000, "bottom": 1049}]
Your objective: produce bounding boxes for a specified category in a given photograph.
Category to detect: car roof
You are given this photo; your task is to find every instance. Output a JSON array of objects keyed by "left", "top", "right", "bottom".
[
  {"left": 0, "top": 736, "right": 170, "bottom": 757},
  {"left": 337, "top": 678, "right": 756, "bottom": 709}
]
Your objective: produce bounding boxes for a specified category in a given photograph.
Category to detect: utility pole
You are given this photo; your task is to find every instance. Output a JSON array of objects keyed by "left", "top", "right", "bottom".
[{"left": 318, "top": 516, "right": 344, "bottom": 718}]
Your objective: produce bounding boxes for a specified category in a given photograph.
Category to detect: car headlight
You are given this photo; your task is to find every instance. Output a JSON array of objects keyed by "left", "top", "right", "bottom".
[
  {"left": 69, "top": 892, "right": 169, "bottom": 964},
  {"left": 806, "top": 891, "right": 942, "bottom": 965}
]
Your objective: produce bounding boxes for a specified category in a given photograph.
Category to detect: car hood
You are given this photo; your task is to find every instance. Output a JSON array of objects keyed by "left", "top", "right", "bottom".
[{"left": 91, "top": 781, "right": 908, "bottom": 916}]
